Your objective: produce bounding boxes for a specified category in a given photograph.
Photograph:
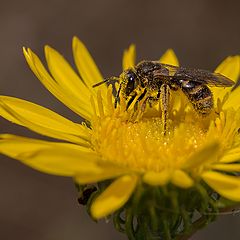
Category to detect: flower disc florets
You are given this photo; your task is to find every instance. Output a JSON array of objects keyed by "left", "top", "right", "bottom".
[{"left": 91, "top": 88, "right": 209, "bottom": 175}]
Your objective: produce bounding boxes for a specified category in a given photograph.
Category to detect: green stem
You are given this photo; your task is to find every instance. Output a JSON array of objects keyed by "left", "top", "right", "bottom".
[
  {"left": 163, "top": 219, "right": 171, "bottom": 240},
  {"left": 125, "top": 208, "right": 135, "bottom": 240},
  {"left": 219, "top": 203, "right": 240, "bottom": 215}
]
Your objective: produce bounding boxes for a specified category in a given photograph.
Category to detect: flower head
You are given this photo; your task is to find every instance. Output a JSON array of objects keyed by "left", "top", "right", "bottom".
[{"left": 1, "top": 37, "right": 240, "bottom": 239}]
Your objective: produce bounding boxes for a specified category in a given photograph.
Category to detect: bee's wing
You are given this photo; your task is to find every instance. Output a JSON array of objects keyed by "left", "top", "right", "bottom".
[
  {"left": 161, "top": 63, "right": 235, "bottom": 87},
  {"left": 179, "top": 71, "right": 235, "bottom": 87},
  {"left": 197, "top": 72, "right": 235, "bottom": 87}
]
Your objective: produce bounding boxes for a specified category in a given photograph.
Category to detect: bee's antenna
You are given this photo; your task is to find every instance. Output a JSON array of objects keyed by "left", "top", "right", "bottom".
[{"left": 92, "top": 77, "right": 119, "bottom": 88}]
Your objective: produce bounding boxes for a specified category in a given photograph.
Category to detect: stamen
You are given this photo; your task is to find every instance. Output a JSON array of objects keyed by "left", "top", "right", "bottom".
[
  {"left": 107, "top": 85, "right": 114, "bottom": 114},
  {"left": 97, "top": 90, "right": 104, "bottom": 118}
]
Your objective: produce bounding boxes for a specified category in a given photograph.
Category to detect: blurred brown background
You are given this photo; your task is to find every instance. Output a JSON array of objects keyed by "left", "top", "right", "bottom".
[{"left": 0, "top": 0, "right": 240, "bottom": 239}]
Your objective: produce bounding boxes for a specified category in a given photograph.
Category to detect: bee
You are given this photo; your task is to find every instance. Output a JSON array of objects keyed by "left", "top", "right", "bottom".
[{"left": 93, "top": 61, "right": 234, "bottom": 134}]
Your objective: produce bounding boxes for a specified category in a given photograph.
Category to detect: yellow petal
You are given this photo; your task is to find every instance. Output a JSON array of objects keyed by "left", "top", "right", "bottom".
[
  {"left": 91, "top": 175, "right": 138, "bottom": 219},
  {"left": 223, "top": 87, "right": 240, "bottom": 110},
  {"left": 211, "top": 55, "right": 240, "bottom": 103},
  {"left": 183, "top": 142, "right": 220, "bottom": 169},
  {"left": 220, "top": 147, "right": 240, "bottom": 163},
  {"left": 0, "top": 96, "right": 90, "bottom": 145},
  {"left": 23, "top": 47, "right": 93, "bottom": 120},
  {"left": 202, "top": 171, "right": 240, "bottom": 201},
  {"left": 215, "top": 55, "right": 240, "bottom": 82},
  {"left": 0, "top": 134, "right": 98, "bottom": 176},
  {"left": 75, "top": 166, "right": 128, "bottom": 184},
  {"left": 72, "top": 37, "right": 107, "bottom": 94},
  {"left": 211, "top": 163, "right": 240, "bottom": 172},
  {"left": 44, "top": 45, "right": 91, "bottom": 103},
  {"left": 143, "top": 170, "right": 170, "bottom": 186},
  {"left": 122, "top": 44, "right": 136, "bottom": 70},
  {"left": 160, "top": 49, "right": 179, "bottom": 66},
  {"left": 171, "top": 170, "right": 193, "bottom": 188}
]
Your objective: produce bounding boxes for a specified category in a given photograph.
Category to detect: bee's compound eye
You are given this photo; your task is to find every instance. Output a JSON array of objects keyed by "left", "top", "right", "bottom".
[
  {"left": 127, "top": 72, "right": 135, "bottom": 81},
  {"left": 125, "top": 71, "right": 136, "bottom": 95}
]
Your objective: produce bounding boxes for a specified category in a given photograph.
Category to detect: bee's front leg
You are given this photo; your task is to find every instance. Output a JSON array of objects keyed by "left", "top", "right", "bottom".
[{"left": 126, "top": 93, "right": 137, "bottom": 110}]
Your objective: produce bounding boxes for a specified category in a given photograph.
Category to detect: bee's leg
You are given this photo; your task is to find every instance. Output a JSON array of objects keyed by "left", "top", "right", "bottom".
[
  {"left": 114, "top": 83, "right": 122, "bottom": 108},
  {"left": 134, "top": 89, "right": 147, "bottom": 111},
  {"left": 127, "top": 90, "right": 147, "bottom": 111},
  {"left": 126, "top": 93, "right": 137, "bottom": 110},
  {"left": 160, "top": 84, "right": 170, "bottom": 135},
  {"left": 157, "top": 89, "right": 161, "bottom": 99}
]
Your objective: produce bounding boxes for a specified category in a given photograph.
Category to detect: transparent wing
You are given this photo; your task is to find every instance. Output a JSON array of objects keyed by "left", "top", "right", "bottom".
[{"left": 159, "top": 63, "right": 235, "bottom": 87}]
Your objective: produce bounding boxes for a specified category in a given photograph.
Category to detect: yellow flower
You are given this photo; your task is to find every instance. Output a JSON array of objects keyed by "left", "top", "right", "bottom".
[{"left": 0, "top": 37, "right": 240, "bottom": 224}]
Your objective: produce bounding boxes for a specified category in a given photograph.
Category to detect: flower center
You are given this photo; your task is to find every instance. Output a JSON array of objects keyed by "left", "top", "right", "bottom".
[
  {"left": 92, "top": 116, "right": 208, "bottom": 172},
  {"left": 90, "top": 88, "right": 211, "bottom": 173}
]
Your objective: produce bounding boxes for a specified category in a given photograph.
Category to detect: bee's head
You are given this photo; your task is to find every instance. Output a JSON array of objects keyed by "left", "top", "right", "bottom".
[{"left": 120, "top": 69, "right": 139, "bottom": 97}]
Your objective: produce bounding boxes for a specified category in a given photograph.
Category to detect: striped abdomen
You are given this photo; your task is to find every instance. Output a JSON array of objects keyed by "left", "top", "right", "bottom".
[{"left": 179, "top": 80, "right": 213, "bottom": 115}]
